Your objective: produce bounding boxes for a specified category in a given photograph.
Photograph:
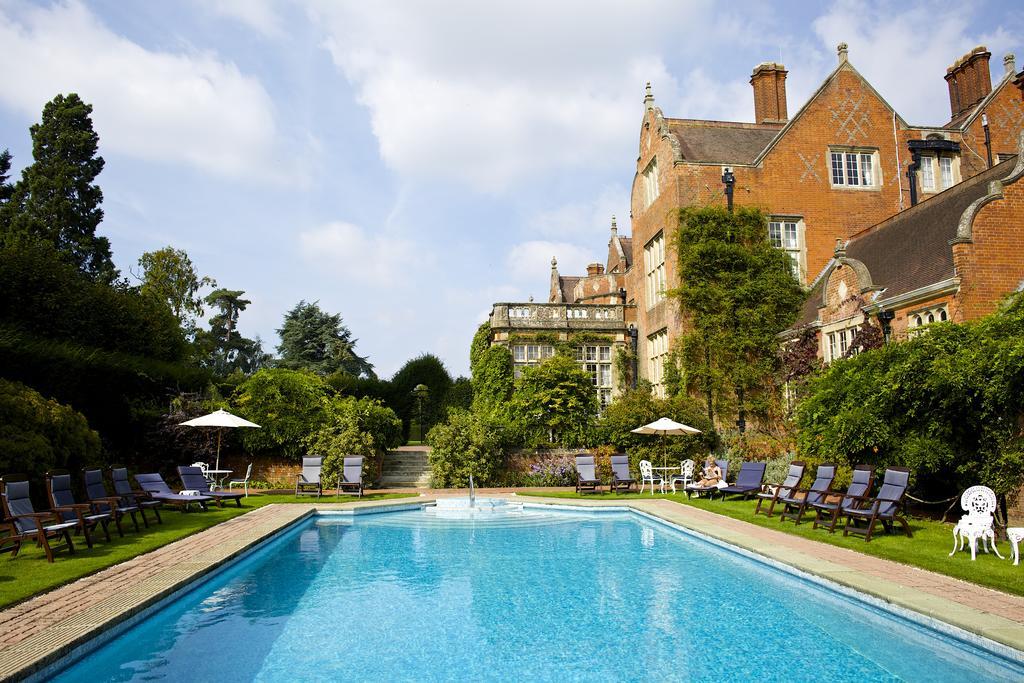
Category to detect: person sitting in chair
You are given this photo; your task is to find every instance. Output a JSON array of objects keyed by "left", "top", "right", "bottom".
[{"left": 694, "top": 456, "right": 722, "bottom": 488}]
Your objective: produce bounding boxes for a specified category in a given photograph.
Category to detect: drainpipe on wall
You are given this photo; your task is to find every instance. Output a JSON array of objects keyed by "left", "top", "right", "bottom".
[
  {"left": 722, "top": 167, "right": 735, "bottom": 213},
  {"left": 627, "top": 324, "right": 638, "bottom": 389},
  {"left": 982, "top": 114, "right": 993, "bottom": 169},
  {"left": 877, "top": 310, "right": 895, "bottom": 343},
  {"left": 906, "top": 151, "right": 920, "bottom": 207}
]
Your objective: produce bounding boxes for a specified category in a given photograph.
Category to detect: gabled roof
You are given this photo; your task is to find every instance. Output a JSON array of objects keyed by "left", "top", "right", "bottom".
[
  {"left": 843, "top": 157, "right": 1015, "bottom": 301},
  {"left": 558, "top": 276, "right": 580, "bottom": 304},
  {"left": 666, "top": 119, "right": 782, "bottom": 164}
]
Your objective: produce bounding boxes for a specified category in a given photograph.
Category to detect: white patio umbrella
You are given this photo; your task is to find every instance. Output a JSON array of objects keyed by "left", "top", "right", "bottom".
[
  {"left": 179, "top": 409, "right": 261, "bottom": 471},
  {"left": 631, "top": 417, "right": 701, "bottom": 469}
]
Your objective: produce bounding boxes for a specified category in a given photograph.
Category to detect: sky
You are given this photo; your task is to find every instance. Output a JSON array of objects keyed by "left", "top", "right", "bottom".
[{"left": 1, "top": 0, "right": 1021, "bottom": 378}]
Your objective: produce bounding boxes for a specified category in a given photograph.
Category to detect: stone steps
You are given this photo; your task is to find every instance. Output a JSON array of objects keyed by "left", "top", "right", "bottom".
[{"left": 379, "top": 447, "right": 432, "bottom": 488}]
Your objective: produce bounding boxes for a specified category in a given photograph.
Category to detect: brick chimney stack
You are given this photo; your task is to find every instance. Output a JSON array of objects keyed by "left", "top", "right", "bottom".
[
  {"left": 945, "top": 46, "right": 993, "bottom": 118},
  {"left": 750, "top": 62, "right": 788, "bottom": 124},
  {"left": 586, "top": 263, "right": 605, "bottom": 277}
]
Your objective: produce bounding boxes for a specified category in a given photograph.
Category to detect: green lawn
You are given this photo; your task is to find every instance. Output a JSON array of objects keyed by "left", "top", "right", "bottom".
[
  {"left": 519, "top": 490, "right": 1024, "bottom": 597},
  {"left": 0, "top": 492, "right": 416, "bottom": 610}
]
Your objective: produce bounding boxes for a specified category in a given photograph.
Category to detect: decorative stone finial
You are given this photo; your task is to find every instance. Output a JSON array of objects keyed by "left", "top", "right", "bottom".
[
  {"left": 643, "top": 82, "right": 655, "bottom": 110},
  {"left": 837, "top": 42, "right": 849, "bottom": 64},
  {"left": 834, "top": 238, "right": 846, "bottom": 258},
  {"left": 1005, "top": 53, "right": 1016, "bottom": 75},
  {"left": 551, "top": 256, "right": 557, "bottom": 269},
  {"left": 610, "top": 215, "right": 618, "bottom": 237},
  {"left": 529, "top": 295, "right": 534, "bottom": 303}
]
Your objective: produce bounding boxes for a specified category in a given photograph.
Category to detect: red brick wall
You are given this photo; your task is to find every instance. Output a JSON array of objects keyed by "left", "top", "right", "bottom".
[{"left": 953, "top": 162, "right": 1024, "bottom": 320}]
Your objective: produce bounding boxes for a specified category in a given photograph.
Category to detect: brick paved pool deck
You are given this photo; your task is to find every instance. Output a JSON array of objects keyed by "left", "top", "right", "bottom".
[{"left": 1, "top": 494, "right": 1022, "bottom": 679}]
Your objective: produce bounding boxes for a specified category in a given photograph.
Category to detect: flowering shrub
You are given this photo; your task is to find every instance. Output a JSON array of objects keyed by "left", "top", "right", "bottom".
[{"left": 524, "top": 455, "right": 577, "bottom": 487}]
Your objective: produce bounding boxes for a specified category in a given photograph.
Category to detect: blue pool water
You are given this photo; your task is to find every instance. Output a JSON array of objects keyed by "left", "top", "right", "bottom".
[{"left": 50, "top": 504, "right": 1024, "bottom": 682}]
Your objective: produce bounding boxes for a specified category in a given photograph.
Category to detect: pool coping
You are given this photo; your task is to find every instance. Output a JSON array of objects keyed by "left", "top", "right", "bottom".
[{"left": 1, "top": 494, "right": 1022, "bottom": 679}]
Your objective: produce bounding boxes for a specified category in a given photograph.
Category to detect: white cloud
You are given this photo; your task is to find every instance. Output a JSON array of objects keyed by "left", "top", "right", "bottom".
[
  {"left": 304, "top": 1, "right": 739, "bottom": 191},
  {"left": 505, "top": 240, "right": 599, "bottom": 297},
  {"left": 0, "top": 0, "right": 303, "bottom": 184},
  {"left": 527, "top": 184, "right": 630, "bottom": 241},
  {"left": 812, "top": 1, "right": 1018, "bottom": 124},
  {"left": 203, "top": 0, "right": 284, "bottom": 38},
  {"left": 298, "top": 221, "right": 422, "bottom": 287}
]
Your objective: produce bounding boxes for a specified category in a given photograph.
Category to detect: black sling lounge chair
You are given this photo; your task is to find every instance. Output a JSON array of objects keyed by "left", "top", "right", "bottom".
[
  {"left": 609, "top": 454, "right": 636, "bottom": 493},
  {"left": 685, "top": 459, "right": 729, "bottom": 498},
  {"left": 178, "top": 466, "right": 245, "bottom": 507},
  {"left": 779, "top": 463, "right": 836, "bottom": 524},
  {"left": 711, "top": 461, "right": 766, "bottom": 500},
  {"left": 46, "top": 471, "right": 112, "bottom": 548},
  {"left": 83, "top": 467, "right": 140, "bottom": 535},
  {"left": 1, "top": 476, "right": 77, "bottom": 562},
  {"left": 842, "top": 467, "right": 913, "bottom": 542},
  {"left": 811, "top": 465, "right": 874, "bottom": 533},
  {"left": 110, "top": 466, "right": 163, "bottom": 526},
  {"left": 754, "top": 461, "right": 806, "bottom": 516},
  {"left": 337, "top": 457, "right": 364, "bottom": 497},
  {"left": 575, "top": 455, "right": 601, "bottom": 494},
  {"left": 296, "top": 457, "right": 323, "bottom": 498},
  {"left": 135, "top": 473, "right": 212, "bottom": 511}
]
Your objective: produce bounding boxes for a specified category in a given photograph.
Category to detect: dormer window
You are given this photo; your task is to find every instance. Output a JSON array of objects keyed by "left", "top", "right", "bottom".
[{"left": 829, "top": 148, "right": 879, "bottom": 188}]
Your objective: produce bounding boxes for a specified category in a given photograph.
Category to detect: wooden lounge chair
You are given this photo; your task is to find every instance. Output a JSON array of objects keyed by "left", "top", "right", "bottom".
[
  {"left": 296, "top": 457, "right": 323, "bottom": 498},
  {"left": 134, "top": 473, "right": 213, "bottom": 511},
  {"left": 575, "top": 455, "right": 601, "bottom": 494},
  {"left": 685, "top": 459, "right": 729, "bottom": 498},
  {"left": 0, "top": 475, "right": 77, "bottom": 562},
  {"left": 46, "top": 471, "right": 112, "bottom": 547},
  {"left": 609, "top": 454, "right": 635, "bottom": 494},
  {"left": 810, "top": 465, "right": 874, "bottom": 533},
  {"left": 779, "top": 463, "right": 836, "bottom": 524},
  {"left": 753, "top": 461, "right": 806, "bottom": 516},
  {"left": 110, "top": 466, "right": 163, "bottom": 526},
  {"left": 337, "top": 457, "right": 364, "bottom": 497},
  {"left": 177, "top": 466, "right": 245, "bottom": 507},
  {"left": 842, "top": 466, "right": 914, "bottom": 542},
  {"left": 82, "top": 467, "right": 140, "bottom": 535},
  {"left": 711, "top": 461, "right": 766, "bottom": 500}
]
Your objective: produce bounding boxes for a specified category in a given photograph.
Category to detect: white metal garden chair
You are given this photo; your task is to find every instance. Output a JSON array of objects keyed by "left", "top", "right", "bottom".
[
  {"left": 950, "top": 485, "right": 1004, "bottom": 561},
  {"left": 227, "top": 463, "right": 253, "bottom": 497},
  {"left": 638, "top": 460, "right": 664, "bottom": 495},
  {"left": 670, "top": 460, "right": 696, "bottom": 493}
]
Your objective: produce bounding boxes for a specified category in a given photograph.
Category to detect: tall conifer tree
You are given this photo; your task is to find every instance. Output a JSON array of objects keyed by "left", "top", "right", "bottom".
[{"left": 7, "top": 94, "right": 115, "bottom": 281}]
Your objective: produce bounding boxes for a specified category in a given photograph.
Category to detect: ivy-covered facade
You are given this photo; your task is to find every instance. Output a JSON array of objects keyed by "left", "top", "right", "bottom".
[{"left": 486, "top": 302, "right": 635, "bottom": 410}]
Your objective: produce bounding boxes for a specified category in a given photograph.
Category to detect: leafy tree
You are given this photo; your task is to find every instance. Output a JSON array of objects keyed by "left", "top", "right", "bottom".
[
  {"left": 509, "top": 354, "right": 597, "bottom": 447},
  {"left": 672, "top": 206, "right": 804, "bottom": 425},
  {"left": 196, "top": 288, "right": 268, "bottom": 375},
  {"left": 795, "top": 294, "right": 1024, "bottom": 500},
  {"left": 307, "top": 396, "right": 402, "bottom": 486},
  {"left": 0, "top": 378, "right": 101, "bottom": 484},
  {"left": 471, "top": 345, "right": 513, "bottom": 414},
  {"left": 470, "top": 322, "right": 491, "bottom": 370},
  {"left": 596, "top": 384, "right": 717, "bottom": 470},
  {"left": 3, "top": 94, "right": 115, "bottom": 281},
  {"left": 445, "top": 376, "right": 473, "bottom": 411},
  {"left": 231, "top": 368, "right": 332, "bottom": 459},
  {"left": 427, "top": 408, "right": 507, "bottom": 487},
  {"left": 388, "top": 353, "right": 453, "bottom": 437},
  {"left": 0, "top": 149, "right": 12, "bottom": 205},
  {"left": 276, "top": 300, "right": 374, "bottom": 378},
  {"left": 136, "top": 247, "right": 215, "bottom": 336}
]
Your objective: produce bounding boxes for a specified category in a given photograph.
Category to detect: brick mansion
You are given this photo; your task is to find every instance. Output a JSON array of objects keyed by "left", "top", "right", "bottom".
[{"left": 486, "top": 43, "right": 1024, "bottom": 407}]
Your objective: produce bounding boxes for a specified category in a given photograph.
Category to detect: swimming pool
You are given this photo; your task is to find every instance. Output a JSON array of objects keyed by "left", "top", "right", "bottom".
[{"left": 47, "top": 503, "right": 1024, "bottom": 681}]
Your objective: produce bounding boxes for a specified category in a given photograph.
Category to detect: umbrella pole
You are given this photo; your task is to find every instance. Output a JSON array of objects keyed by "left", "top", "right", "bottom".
[
  {"left": 661, "top": 432, "right": 666, "bottom": 469},
  {"left": 216, "top": 430, "right": 222, "bottom": 471}
]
